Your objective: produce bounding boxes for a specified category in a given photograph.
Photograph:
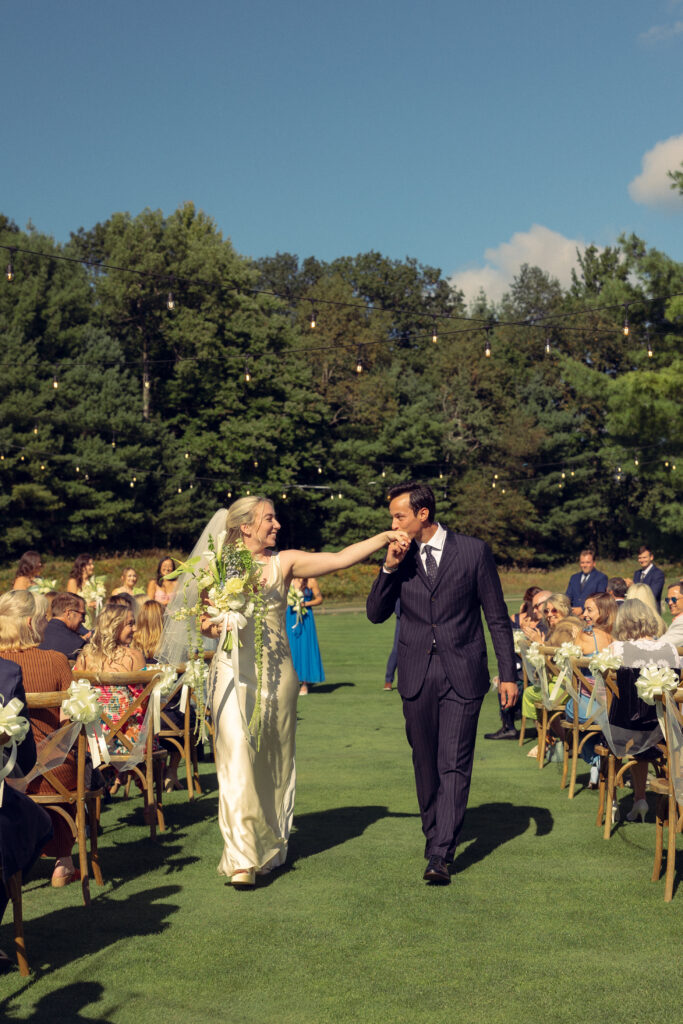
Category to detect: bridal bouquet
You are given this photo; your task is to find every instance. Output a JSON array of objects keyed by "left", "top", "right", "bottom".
[
  {"left": 81, "top": 575, "right": 107, "bottom": 622},
  {"left": 32, "top": 576, "right": 58, "bottom": 595},
  {"left": 287, "top": 584, "right": 307, "bottom": 626},
  {"left": 169, "top": 533, "right": 267, "bottom": 745}
]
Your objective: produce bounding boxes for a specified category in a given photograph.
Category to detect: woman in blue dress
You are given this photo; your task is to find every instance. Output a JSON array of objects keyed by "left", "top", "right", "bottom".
[{"left": 286, "top": 577, "right": 325, "bottom": 695}]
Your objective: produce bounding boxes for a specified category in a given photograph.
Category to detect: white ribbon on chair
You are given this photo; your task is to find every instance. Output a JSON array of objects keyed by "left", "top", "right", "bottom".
[
  {"left": 61, "top": 680, "right": 110, "bottom": 768},
  {"left": 0, "top": 697, "right": 31, "bottom": 805},
  {"left": 146, "top": 666, "right": 179, "bottom": 733}
]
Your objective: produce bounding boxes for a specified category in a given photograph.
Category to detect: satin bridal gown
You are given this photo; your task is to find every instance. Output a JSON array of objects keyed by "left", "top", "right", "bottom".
[{"left": 210, "top": 553, "right": 299, "bottom": 876}]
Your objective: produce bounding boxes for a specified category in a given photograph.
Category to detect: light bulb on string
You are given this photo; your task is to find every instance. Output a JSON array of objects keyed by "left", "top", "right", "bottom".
[
  {"left": 281, "top": 491, "right": 287, "bottom": 499},
  {"left": 167, "top": 291, "right": 175, "bottom": 311},
  {"left": 52, "top": 375, "right": 59, "bottom": 390},
  {"left": 6, "top": 250, "right": 15, "bottom": 282},
  {"left": 40, "top": 464, "right": 45, "bottom": 471},
  {"left": 143, "top": 373, "right": 151, "bottom": 390},
  {"left": 227, "top": 490, "right": 232, "bottom": 498},
  {"left": 381, "top": 469, "right": 386, "bottom": 478},
  {"left": 244, "top": 363, "right": 251, "bottom": 383},
  {"left": 431, "top": 322, "right": 438, "bottom": 345},
  {"left": 647, "top": 340, "right": 653, "bottom": 358},
  {"left": 317, "top": 466, "right": 322, "bottom": 474},
  {"left": 309, "top": 308, "right": 317, "bottom": 330},
  {"left": 439, "top": 471, "right": 444, "bottom": 480},
  {"left": 177, "top": 487, "right": 182, "bottom": 493},
  {"left": 20, "top": 455, "right": 24, "bottom": 462},
  {"left": 111, "top": 438, "right": 116, "bottom": 448},
  {"left": 634, "top": 457, "right": 639, "bottom": 466},
  {"left": 338, "top": 492, "right": 342, "bottom": 499},
  {"left": 246, "top": 489, "right": 251, "bottom": 496},
  {"left": 184, "top": 452, "right": 189, "bottom": 459},
  {"left": 622, "top": 305, "right": 630, "bottom": 337},
  {"left": 545, "top": 338, "right": 551, "bottom": 355},
  {"left": 355, "top": 347, "right": 364, "bottom": 374},
  {"left": 484, "top": 330, "right": 492, "bottom": 358},
  {"left": 33, "top": 426, "right": 38, "bottom": 435},
  {"left": 76, "top": 465, "right": 80, "bottom": 473},
  {"left": 253, "top": 459, "right": 259, "bottom": 468}
]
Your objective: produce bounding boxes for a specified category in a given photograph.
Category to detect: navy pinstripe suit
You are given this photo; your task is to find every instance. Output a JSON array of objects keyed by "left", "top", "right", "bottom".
[{"left": 367, "top": 529, "right": 515, "bottom": 861}]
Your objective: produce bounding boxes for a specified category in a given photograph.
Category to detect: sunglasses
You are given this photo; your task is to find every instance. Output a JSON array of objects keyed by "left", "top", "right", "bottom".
[{"left": 665, "top": 596, "right": 681, "bottom": 605}]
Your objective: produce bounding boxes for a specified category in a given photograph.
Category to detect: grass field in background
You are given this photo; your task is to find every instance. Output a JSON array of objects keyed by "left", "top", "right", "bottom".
[{"left": 2, "top": 612, "right": 680, "bottom": 1024}]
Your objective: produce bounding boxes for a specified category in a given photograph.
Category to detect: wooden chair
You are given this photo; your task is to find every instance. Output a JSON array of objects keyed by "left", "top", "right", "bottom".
[
  {"left": 558, "top": 658, "right": 608, "bottom": 800},
  {"left": 72, "top": 671, "right": 166, "bottom": 839},
  {"left": 523, "top": 646, "right": 568, "bottom": 772},
  {"left": 158, "top": 678, "right": 202, "bottom": 800},
  {"left": 24, "top": 691, "right": 104, "bottom": 906},
  {"left": 650, "top": 690, "right": 683, "bottom": 901},
  {"left": 518, "top": 656, "right": 530, "bottom": 746},
  {"left": 1, "top": 870, "right": 29, "bottom": 975}
]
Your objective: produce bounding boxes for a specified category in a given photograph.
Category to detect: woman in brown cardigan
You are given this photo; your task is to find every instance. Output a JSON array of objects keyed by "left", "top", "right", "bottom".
[{"left": 0, "top": 589, "right": 76, "bottom": 887}]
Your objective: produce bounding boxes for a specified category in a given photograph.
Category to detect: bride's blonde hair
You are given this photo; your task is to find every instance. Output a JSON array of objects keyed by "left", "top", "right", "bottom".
[{"left": 225, "top": 495, "right": 270, "bottom": 545}]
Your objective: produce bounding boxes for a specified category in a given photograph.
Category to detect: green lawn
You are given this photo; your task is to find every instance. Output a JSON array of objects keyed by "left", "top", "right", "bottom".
[{"left": 2, "top": 612, "right": 680, "bottom": 1024}]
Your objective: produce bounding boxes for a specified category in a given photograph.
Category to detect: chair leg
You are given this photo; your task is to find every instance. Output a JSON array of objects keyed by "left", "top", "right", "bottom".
[
  {"left": 191, "top": 738, "right": 202, "bottom": 796},
  {"left": 664, "top": 788, "right": 677, "bottom": 902},
  {"left": 518, "top": 715, "right": 527, "bottom": 746},
  {"left": 538, "top": 712, "right": 547, "bottom": 769},
  {"left": 652, "top": 794, "right": 665, "bottom": 880},
  {"left": 8, "top": 872, "right": 29, "bottom": 977},
  {"left": 603, "top": 755, "right": 617, "bottom": 840},
  {"left": 560, "top": 738, "right": 569, "bottom": 790},
  {"left": 568, "top": 728, "right": 579, "bottom": 800},
  {"left": 595, "top": 756, "right": 606, "bottom": 828},
  {"left": 88, "top": 798, "right": 104, "bottom": 886},
  {"left": 76, "top": 795, "right": 91, "bottom": 907}
]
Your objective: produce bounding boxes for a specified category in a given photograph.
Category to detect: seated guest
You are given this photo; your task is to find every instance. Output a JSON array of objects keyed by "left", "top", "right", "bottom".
[
  {"left": 31, "top": 593, "right": 51, "bottom": 642},
  {"left": 133, "top": 601, "right": 189, "bottom": 790},
  {"left": 625, "top": 583, "right": 666, "bottom": 635},
  {"left": 12, "top": 551, "right": 43, "bottom": 592},
  {"left": 106, "top": 592, "right": 137, "bottom": 618},
  {"left": 0, "top": 656, "right": 53, "bottom": 968},
  {"left": 542, "top": 593, "right": 571, "bottom": 631},
  {"left": 146, "top": 556, "right": 177, "bottom": 607},
  {"left": 74, "top": 606, "right": 146, "bottom": 773},
  {"left": 510, "top": 586, "right": 541, "bottom": 629},
  {"left": 662, "top": 583, "right": 683, "bottom": 647},
  {"left": 580, "top": 592, "right": 617, "bottom": 654},
  {"left": 566, "top": 550, "right": 608, "bottom": 615},
  {"left": 519, "top": 616, "right": 585, "bottom": 754},
  {"left": 520, "top": 590, "right": 552, "bottom": 644},
  {"left": 632, "top": 545, "right": 665, "bottom": 606},
  {"left": 607, "top": 577, "right": 628, "bottom": 605},
  {"left": 39, "top": 593, "right": 88, "bottom": 660},
  {"left": 606, "top": 599, "right": 681, "bottom": 821},
  {"left": 0, "top": 590, "right": 76, "bottom": 888}
]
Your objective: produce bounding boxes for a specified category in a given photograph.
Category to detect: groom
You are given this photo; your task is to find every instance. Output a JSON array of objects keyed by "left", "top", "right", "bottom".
[{"left": 367, "top": 482, "right": 517, "bottom": 885}]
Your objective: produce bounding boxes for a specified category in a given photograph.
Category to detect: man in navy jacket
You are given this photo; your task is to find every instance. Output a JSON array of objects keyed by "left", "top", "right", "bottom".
[
  {"left": 367, "top": 482, "right": 516, "bottom": 885},
  {"left": 565, "top": 550, "right": 608, "bottom": 614},
  {"left": 632, "top": 546, "right": 665, "bottom": 606}
]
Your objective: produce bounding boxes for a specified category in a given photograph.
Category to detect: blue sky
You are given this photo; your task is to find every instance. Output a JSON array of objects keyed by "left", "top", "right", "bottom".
[{"left": 3, "top": 0, "right": 683, "bottom": 301}]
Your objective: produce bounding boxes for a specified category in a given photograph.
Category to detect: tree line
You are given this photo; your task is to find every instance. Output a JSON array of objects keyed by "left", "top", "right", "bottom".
[{"left": 0, "top": 204, "right": 681, "bottom": 565}]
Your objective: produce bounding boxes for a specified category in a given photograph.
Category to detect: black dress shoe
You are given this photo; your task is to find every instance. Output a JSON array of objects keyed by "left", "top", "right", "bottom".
[
  {"left": 484, "top": 726, "right": 519, "bottom": 740},
  {"left": 423, "top": 856, "right": 451, "bottom": 885}
]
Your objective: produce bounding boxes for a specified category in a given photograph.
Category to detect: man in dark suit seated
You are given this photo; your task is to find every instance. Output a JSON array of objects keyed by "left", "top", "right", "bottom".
[
  {"left": 39, "top": 593, "right": 88, "bottom": 660},
  {"left": 632, "top": 546, "right": 665, "bottom": 606},
  {"left": 565, "top": 550, "right": 608, "bottom": 615},
  {"left": 367, "top": 482, "right": 516, "bottom": 885},
  {"left": 0, "top": 657, "right": 53, "bottom": 970}
]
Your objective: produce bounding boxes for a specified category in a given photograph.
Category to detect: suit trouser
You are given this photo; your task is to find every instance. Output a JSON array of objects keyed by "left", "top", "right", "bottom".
[{"left": 402, "top": 653, "right": 484, "bottom": 862}]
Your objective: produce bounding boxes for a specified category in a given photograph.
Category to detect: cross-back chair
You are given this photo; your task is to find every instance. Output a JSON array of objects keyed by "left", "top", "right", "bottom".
[
  {"left": 1, "top": 869, "right": 29, "bottom": 975},
  {"left": 72, "top": 670, "right": 166, "bottom": 839},
  {"left": 558, "top": 657, "right": 609, "bottom": 800},
  {"left": 24, "top": 690, "right": 104, "bottom": 905},
  {"left": 157, "top": 676, "right": 202, "bottom": 800},
  {"left": 650, "top": 689, "right": 683, "bottom": 901}
]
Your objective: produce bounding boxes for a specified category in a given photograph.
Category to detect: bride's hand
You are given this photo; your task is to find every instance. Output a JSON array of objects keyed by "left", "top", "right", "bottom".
[
  {"left": 384, "top": 530, "right": 410, "bottom": 569},
  {"left": 385, "top": 530, "right": 410, "bottom": 548}
]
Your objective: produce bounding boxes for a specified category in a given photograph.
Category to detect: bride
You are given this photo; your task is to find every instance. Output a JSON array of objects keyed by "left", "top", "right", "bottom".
[{"left": 158, "top": 494, "right": 408, "bottom": 888}]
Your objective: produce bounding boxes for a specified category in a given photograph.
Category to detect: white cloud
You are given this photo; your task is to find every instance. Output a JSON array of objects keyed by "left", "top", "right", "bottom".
[
  {"left": 639, "top": 20, "right": 683, "bottom": 44},
  {"left": 448, "top": 224, "right": 588, "bottom": 305},
  {"left": 628, "top": 134, "right": 683, "bottom": 208}
]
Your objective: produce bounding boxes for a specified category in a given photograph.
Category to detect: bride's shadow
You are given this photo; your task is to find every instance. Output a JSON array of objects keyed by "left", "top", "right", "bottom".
[
  {"left": 257, "top": 805, "right": 417, "bottom": 886},
  {"left": 307, "top": 682, "right": 355, "bottom": 695}
]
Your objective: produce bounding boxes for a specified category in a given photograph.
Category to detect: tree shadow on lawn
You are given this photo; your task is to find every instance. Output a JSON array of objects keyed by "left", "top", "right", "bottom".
[
  {"left": 454, "top": 801, "right": 554, "bottom": 874},
  {"left": 0, "top": 885, "right": 181, "bottom": 1011}
]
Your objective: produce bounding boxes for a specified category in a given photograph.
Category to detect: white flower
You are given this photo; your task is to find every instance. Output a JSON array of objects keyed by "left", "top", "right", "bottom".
[{"left": 589, "top": 651, "right": 623, "bottom": 676}]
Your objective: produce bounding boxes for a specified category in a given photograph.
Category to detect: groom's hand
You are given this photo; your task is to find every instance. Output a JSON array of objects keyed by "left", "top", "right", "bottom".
[
  {"left": 384, "top": 531, "right": 409, "bottom": 570},
  {"left": 499, "top": 682, "right": 518, "bottom": 709}
]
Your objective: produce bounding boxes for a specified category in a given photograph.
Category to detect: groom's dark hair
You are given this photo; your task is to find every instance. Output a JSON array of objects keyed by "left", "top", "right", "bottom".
[{"left": 387, "top": 482, "right": 436, "bottom": 522}]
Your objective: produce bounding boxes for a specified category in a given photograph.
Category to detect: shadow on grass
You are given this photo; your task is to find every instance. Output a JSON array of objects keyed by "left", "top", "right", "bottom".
[
  {"left": 455, "top": 801, "right": 554, "bottom": 874},
  {"left": 0, "top": 885, "right": 181, "bottom": 1010},
  {"left": 256, "top": 805, "right": 418, "bottom": 885},
  {"left": 307, "top": 682, "right": 355, "bottom": 694}
]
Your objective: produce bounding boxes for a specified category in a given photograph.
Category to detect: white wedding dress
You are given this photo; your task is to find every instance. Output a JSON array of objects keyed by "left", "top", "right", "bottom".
[{"left": 210, "top": 553, "right": 299, "bottom": 875}]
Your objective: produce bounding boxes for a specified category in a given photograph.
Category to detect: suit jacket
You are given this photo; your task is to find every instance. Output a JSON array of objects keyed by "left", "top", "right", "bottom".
[
  {"left": 633, "top": 565, "right": 666, "bottom": 605},
  {"left": 565, "top": 569, "right": 608, "bottom": 609},
  {"left": 366, "top": 529, "right": 515, "bottom": 700},
  {"left": 0, "top": 656, "right": 36, "bottom": 776},
  {"left": 39, "top": 617, "right": 86, "bottom": 660}
]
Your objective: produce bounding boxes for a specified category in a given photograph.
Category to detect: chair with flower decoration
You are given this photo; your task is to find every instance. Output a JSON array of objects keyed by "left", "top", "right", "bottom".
[
  {"left": 518, "top": 645, "right": 568, "bottom": 770},
  {"left": 24, "top": 690, "right": 105, "bottom": 905},
  {"left": 557, "top": 657, "right": 611, "bottom": 800},
  {"left": 157, "top": 670, "right": 203, "bottom": 801},
  {"left": 649, "top": 689, "right": 683, "bottom": 901},
  {"left": 72, "top": 670, "right": 167, "bottom": 839}
]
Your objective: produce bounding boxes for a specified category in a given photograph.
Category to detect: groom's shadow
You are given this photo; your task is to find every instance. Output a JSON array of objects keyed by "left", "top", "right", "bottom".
[
  {"left": 257, "top": 805, "right": 417, "bottom": 885},
  {"left": 454, "top": 801, "right": 553, "bottom": 874},
  {"left": 307, "top": 682, "right": 355, "bottom": 695}
]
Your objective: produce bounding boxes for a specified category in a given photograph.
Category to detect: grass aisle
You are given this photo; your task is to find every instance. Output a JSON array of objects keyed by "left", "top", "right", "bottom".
[{"left": 2, "top": 613, "right": 680, "bottom": 1024}]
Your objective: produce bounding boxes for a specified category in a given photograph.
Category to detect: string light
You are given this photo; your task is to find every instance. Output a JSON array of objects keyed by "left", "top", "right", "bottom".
[
  {"left": 184, "top": 452, "right": 190, "bottom": 459},
  {"left": 355, "top": 347, "right": 364, "bottom": 374},
  {"left": 244, "top": 363, "right": 251, "bottom": 383},
  {"left": 317, "top": 466, "right": 322, "bottom": 474},
  {"left": 484, "top": 329, "right": 492, "bottom": 358},
  {"left": 309, "top": 307, "right": 317, "bottom": 330},
  {"left": 338, "top": 491, "right": 342, "bottom": 499},
  {"left": 52, "top": 374, "right": 59, "bottom": 389},
  {"left": 647, "top": 339, "right": 653, "bottom": 358},
  {"left": 5, "top": 249, "right": 14, "bottom": 282},
  {"left": 33, "top": 426, "right": 38, "bottom": 435},
  {"left": 227, "top": 489, "right": 232, "bottom": 498},
  {"left": 381, "top": 469, "right": 386, "bottom": 478},
  {"left": 545, "top": 338, "right": 551, "bottom": 355},
  {"left": 281, "top": 491, "right": 287, "bottom": 499},
  {"left": 431, "top": 322, "right": 438, "bottom": 344},
  {"left": 167, "top": 289, "right": 175, "bottom": 311},
  {"left": 634, "top": 458, "right": 639, "bottom": 466},
  {"left": 622, "top": 305, "right": 630, "bottom": 337},
  {"left": 253, "top": 459, "right": 259, "bottom": 468},
  {"left": 111, "top": 438, "right": 116, "bottom": 448},
  {"left": 143, "top": 373, "right": 151, "bottom": 390}
]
